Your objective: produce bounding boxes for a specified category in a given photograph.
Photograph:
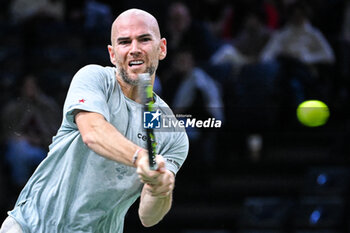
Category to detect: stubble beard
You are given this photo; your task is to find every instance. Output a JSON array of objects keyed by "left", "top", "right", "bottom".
[{"left": 118, "top": 66, "right": 156, "bottom": 86}]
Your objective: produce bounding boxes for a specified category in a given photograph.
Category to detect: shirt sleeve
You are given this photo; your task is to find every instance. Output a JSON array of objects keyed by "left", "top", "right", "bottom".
[
  {"left": 162, "top": 131, "right": 189, "bottom": 175},
  {"left": 63, "top": 65, "right": 115, "bottom": 128}
]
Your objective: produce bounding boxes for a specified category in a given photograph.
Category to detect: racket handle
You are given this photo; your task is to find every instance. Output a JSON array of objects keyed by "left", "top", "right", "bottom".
[
  {"left": 146, "top": 128, "right": 158, "bottom": 170},
  {"left": 139, "top": 73, "right": 158, "bottom": 170},
  {"left": 149, "top": 152, "right": 158, "bottom": 171}
]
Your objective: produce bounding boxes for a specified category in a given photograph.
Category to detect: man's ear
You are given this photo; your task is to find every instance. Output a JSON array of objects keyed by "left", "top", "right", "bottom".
[
  {"left": 159, "top": 38, "right": 167, "bottom": 60},
  {"left": 108, "top": 45, "right": 117, "bottom": 65}
]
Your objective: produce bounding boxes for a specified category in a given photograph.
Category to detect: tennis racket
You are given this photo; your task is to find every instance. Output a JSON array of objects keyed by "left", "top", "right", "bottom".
[{"left": 139, "top": 73, "right": 158, "bottom": 170}]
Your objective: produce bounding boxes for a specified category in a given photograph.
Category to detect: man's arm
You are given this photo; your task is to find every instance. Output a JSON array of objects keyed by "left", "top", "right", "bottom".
[
  {"left": 136, "top": 155, "right": 175, "bottom": 227},
  {"left": 75, "top": 111, "right": 140, "bottom": 166},
  {"left": 76, "top": 110, "right": 175, "bottom": 226},
  {"left": 138, "top": 186, "right": 173, "bottom": 227}
]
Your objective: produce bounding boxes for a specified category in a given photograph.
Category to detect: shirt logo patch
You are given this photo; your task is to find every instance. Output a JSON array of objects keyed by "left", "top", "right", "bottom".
[
  {"left": 79, "top": 99, "right": 86, "bottom": 103},
  {"left": 166, "top": 158, "right": 181, "bottom": 169}
]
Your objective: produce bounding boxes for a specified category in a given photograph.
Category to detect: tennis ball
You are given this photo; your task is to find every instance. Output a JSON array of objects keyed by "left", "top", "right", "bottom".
[{"left": 296, "top": 100, "right": 330, "bottom": 127}]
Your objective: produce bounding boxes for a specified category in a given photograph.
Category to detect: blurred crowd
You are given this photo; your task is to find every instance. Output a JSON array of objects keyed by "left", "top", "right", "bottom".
[{"left": 1, "top": 0, "right": 350, "bottom": 223}]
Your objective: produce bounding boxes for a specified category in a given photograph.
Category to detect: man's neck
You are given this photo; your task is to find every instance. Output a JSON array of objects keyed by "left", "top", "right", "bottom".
[{"left": 116, "top": 76, "right": 142, "bottom": 103}]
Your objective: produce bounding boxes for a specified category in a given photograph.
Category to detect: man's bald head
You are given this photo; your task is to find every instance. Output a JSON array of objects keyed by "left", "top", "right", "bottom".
[{"left": 111, "top": 9, "right": 161, "bottom": 45}]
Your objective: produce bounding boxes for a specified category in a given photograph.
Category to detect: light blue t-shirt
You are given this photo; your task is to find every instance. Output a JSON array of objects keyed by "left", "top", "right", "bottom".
[{"left": 8, "top": 65, "right": 189, "bottom": 233}]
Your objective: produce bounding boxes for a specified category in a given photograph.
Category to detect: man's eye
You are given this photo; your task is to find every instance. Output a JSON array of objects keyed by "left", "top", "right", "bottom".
[
  {"left": 141, "top": 38, "right": 151, "bottom": 42},
  {"left": 119, "top": 41, "right": 130, "bottom": 45}
]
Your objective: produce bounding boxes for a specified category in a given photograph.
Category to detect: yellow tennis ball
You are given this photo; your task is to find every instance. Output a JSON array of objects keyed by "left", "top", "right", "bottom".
[{"left": 296, "top": 100, "right": 330, "bottom": 127}]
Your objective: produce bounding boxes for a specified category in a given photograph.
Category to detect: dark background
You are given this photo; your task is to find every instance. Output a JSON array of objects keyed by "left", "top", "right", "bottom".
[{"left": 1, "top": 0, "right": 350, "bottom": 232}]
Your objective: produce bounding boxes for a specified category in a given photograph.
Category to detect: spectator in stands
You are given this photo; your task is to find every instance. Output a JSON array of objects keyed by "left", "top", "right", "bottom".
[
  {"left": 210, "top": 9, "right": 275, "bottom": 131},
  {"left": 260, "top": 2, "right": 335, "bottom": 65},
  {"left": 1, "top": 74, "right": 61, "bottom": 189},
  {"left": 162, "top": 48, "right": 224, "bottom": 165},
  {"left": 9, "top": 0, "right": 65, "bottom": 71},
  {"left": 164, "top": 2, "right": 221, "bottom": 65},
  {"left": 9, "top": 0, "right": 64, "bottom": 24},
  {"left": 199, "top": 0, "right": 235, "bottom": 41},
  {"left": 172, "top": 50, "right": 224, "bottom": 122},
  {"left": 260, "top": 2, "right": 335, "bottom": 105},
  {"left": 210, "top": 9, "right": 272, "bottom": 72},
  {"left": 234, "top": 11, "right": 272, "bottom": 63},
  {"left": 213, "top": 10, "right": 277, "bottom": 157}
]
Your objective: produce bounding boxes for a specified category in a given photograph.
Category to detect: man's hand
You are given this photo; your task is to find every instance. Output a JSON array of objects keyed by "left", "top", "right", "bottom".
[
  {"left": 136, "top": 153, "right": 175, "bottom": 197},
  {"left": 137, "top": 153, "right": 175, "bottom": 227}
]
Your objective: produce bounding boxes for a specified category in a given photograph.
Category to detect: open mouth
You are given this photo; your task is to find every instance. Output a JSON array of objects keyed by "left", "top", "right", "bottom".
[{"left": 129, "top": 60, "right": 144, "bottom": 67}]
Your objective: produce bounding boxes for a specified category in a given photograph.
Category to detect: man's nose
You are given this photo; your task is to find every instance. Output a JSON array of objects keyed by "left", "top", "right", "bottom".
[{"left": 130, "top": 40, "right": 141, "bottom": 56}]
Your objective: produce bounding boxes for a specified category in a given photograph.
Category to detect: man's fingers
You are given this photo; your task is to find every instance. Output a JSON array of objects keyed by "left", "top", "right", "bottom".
[
  {"left": 137, "top": 154, "right": 164, "bottom": 179},
  {"left": 137, "top": 167, "right": 162, "bottom": 185},
  {"left": 145, "top": 183, "right": 173, "bottom": 197},
  {"left": 155, "top": 156, "right": 166, "bottom": 173},
  {"left": 138, "top": 174, "right": 161, "bottom": 185}
]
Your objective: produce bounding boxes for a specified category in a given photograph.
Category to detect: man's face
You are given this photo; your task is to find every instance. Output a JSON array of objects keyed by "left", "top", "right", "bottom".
[{"left": 108, "top": 15, "right": 166, "bottom": 85}]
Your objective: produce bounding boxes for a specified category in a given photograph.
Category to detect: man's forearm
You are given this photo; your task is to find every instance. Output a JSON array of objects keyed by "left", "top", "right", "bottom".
[
  {"left": 138, "top": 188, "right": 172, "bottom": 227},
  {"left": 76, "top": 111, "right": 140, "bottom": 166}
]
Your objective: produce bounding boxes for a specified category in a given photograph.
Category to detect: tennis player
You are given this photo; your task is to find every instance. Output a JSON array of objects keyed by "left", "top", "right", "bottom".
[{"left": 0, "top": 8, "right": 189, "bottom": 233}]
